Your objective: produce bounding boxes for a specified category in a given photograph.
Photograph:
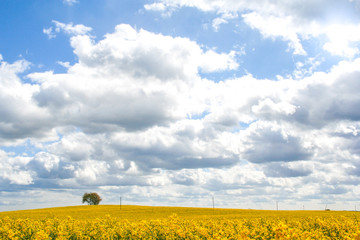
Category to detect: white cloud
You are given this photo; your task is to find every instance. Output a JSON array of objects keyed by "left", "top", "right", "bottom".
[
  {"left": 144, "top": 2, "right": 166, "bottom": 11},
  {"left": 74, "top": 160, "right": 109, "bottom": 184},
  {"left": 14, "top": 24, "right": 242, "bottom": 182},
  {"left": 57, "top": 61, "right": 71, "bottom": 69},
  {"left": 43, "top": 20, "right": 92, "bottom": 39},
  {"left": 63, "top": 0, "right": 78, "bottom": 6},
  {"left": 252, "top": 98, "right": 297, "bottom": 116},
  {"left": 323, "top": 24, "right": 360, "bottom": 58},
  {"left": 146, "top": 0, "right": 360, "bottom": 57},
  {"left": 293, "top": 57, "right": 322, "bottom": 79},
  {"left": 53, "top": 20, "right": 92, "bottom": 35},
  {"left": 0, "top": 59, "right": 54, "bottom": 144},
  {"left": 3, "top": 19, "right": 360, "bottom": 210},
  {"left": 241, "top": 121, "right": 312, "bottom": 163},
  {"left": 200, "top": 50, "right": 238, "bottom": 72},
  {"left": 242, "top": 12, "right": 306, "bottom": 55},
  {"left": 0, "top": 150, "right": 33, "bottom": 185},
  {"left": 43, "top": 27, "right": 56, "bottom": 39},
  {"left": 28, "top": 23, "right": 240, "bottom": 137},
  {"left": 212, "top": 17, "right": 228, "bottom": 31},
  {"left": 69, "top": 24, "right": 237, "bottom": 80}
]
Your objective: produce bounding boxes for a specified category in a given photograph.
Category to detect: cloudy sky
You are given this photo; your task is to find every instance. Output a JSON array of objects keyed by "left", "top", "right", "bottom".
[{"left": 1, "top": 0, "right": 360, "bottom": 211}]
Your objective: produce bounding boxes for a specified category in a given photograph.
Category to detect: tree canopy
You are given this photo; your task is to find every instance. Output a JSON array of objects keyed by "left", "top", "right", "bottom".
[{"left": 82, "top": 192, "right": 102, "bottom": 205}]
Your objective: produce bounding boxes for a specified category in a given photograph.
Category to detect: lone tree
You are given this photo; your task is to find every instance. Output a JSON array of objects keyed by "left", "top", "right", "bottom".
[{"left": 82, "top": 192, "right": 102, "bottom": 205}]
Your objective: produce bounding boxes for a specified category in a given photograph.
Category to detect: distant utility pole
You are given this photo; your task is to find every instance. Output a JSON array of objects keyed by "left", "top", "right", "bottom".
[
  {"left": 120, "top": 197, "right": 122, "bottom": 210},
  {"left": 276, "top": 201, "right": 278, "bottom": 211}
]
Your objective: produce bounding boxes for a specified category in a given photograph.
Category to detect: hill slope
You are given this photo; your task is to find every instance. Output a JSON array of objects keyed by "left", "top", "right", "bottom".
[{"left": 0, "top": 205, "right": 352, "bottom": 220}]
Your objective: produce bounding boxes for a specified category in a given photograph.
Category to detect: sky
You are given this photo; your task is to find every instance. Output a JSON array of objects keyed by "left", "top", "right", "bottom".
[{"left": 1, "top": 0, "right": 360, "bottom": 211}]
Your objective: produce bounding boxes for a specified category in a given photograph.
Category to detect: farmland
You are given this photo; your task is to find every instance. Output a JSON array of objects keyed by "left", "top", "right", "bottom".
[{"left": 1, "top": 205, "right": 360, "bottom": 239}]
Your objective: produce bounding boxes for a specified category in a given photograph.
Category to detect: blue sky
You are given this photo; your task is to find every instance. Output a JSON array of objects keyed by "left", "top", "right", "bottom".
[{"left": 1, "top": 0, "right": 360, "bottom": 211}]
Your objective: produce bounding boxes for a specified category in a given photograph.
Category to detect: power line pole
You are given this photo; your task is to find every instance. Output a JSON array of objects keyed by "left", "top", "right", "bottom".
[{"left": 120, "top": 196, "right": 122, "bottom": 210}]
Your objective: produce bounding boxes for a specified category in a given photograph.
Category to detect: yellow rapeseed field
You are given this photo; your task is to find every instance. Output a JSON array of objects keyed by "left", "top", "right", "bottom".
[{"left": 1, "top": 205, "right": 360, "bottom": 239}]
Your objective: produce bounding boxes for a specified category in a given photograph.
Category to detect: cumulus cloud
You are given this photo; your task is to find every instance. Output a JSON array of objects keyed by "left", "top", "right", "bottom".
[
  {"left": 68, "top": 24, "right": 238, "bottom": 80},
  {"left": 0, "top": 24, "right": 243, "bottom": 193},
  {"left": 200, "top": 50, "right": 238, "bottom": 72},
  {"left": 0, "top": 59, "right": 55, "bottom": 144},
  {"left": 263, "top": 162, "right": 313, "bottom": 178},
  {"left": 288, "top": 59, "right": 360, "bottom": 127},
  {"left": 242, "top": 12, "right": 306, "bottom": 55},
  {"left": 241, "top": 122, "right": 312, "bottom": 163},
  {"left": 212, "top": 17, "right": 228, "bottom": 31},
  {"left": 0, "top": 150, "right": 33, "bottom": 185},
  {"left": 3, "top": 16, "right": 360, "bottom": 210},
  {"left": 43, "top": 20, "right": 92, "bottom": 39},
  {"left": 323, "top": 24, "right": 360, "bottom": 58},
  {"left": 145, "top": 0, "right": 360, "bottom": 57},
  {"left": 30, "top": 24, "right": 239, "bottom": 135},
  {"left": 63, "top": 0, "right": 78, "bottom": 6}
]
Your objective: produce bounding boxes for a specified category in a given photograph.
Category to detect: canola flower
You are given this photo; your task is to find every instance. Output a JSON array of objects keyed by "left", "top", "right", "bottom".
[
  {"left": 1, "top": 214, "right": 360, "bottom": 239},
  {"left": 1, "top": 206, "right": 360, "bottom": 239}
]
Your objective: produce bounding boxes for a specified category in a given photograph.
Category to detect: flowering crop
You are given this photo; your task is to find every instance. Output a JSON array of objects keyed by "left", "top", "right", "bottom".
[{"left": 1, "top": 206, "right": 360, "bottom": 239}]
